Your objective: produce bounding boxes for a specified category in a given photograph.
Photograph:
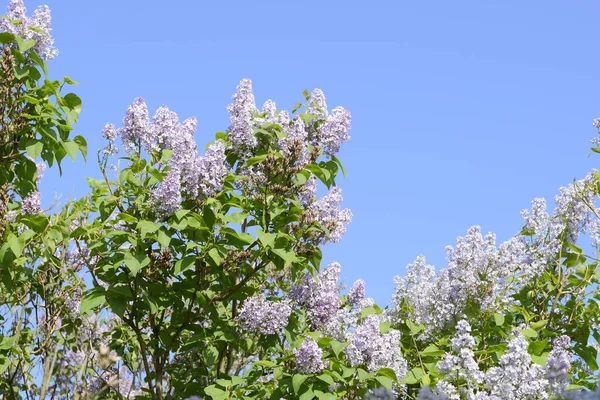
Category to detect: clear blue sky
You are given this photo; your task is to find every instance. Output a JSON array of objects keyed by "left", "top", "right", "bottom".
[{"left": 27, "top": 0, "right": 600, "bottom": 305}]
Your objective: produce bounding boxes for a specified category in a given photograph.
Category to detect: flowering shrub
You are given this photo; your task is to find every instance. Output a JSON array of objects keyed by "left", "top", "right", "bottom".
[{"left": 1, "top": 1, "right": 600, "bottom": 399}]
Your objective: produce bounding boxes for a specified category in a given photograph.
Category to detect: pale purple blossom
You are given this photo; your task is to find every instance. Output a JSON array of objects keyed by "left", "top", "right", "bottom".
[
  {"left": 312, "top": 187, "right": 352, "bottom": 243},
  {"left": 121, "top": 97, "right": 154, "bottom": 152},
  {"left": 545, "top": 336, "right": 571, "bottom": 396},
  {"left": 35, "top": 162, "right": 45, "bottom": 183},
  {"left": 151, "top": 169, "right": 182, "bottom": 216},
  {"left": 294, "top": 338, "right": 326, "bottom": 374},
  {"left": 318, "top": 106, "right": 351, "bottom": 156},
  {"left": 299, "top": 175, "right": 318, "bottom": 206},
  {"left": 194, "top": 140, "right": 227, "bottom": 198},
  {"left": 21, "top": 190, "right": 41, "bottom": 214},
  {"left": 345, "top": 314, "right": 407, "bottom": 380},
  {"left": 307, "top": 88, "right": 328, "bottom": 119},
  {"left": 227, "top": 78, "right": 258, "bottom": 156},
  {"left": 237, "top": 295, "right": 292, "bottom": 335},
  {"left": 347, "top": 279, "right": 365, "bottom": 306},
  {"left": 289, "top": 262, "right": 342, "bottom": 328},
  {"left": 0, "top": 0, "right": 58, "bottom": 59}
]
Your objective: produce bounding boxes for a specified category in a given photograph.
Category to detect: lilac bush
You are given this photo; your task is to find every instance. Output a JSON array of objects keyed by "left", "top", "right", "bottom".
[{"left": 1, "top": 1, "right": 600, "bottom": 399}]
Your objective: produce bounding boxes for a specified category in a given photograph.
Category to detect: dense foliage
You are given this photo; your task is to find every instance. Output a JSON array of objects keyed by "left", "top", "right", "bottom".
[{"left": 0, "top": 1, "right": 599, "bottom": 399}]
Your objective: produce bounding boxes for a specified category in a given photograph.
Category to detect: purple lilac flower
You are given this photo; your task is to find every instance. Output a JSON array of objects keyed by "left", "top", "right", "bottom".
[
  {"left": 312, "top": 187, "right": 353, "bottom": 243},
  {"left": 545, "top": 336, "right": 571, "bottom": 396},
  {"left": 280, "top": 116, "right": 310, "bottom": 166},
  {"left": 237, "top": 295, "right": 292, "bottom": 335},
  {"left": 0, "top": 0, "right": 58, "bottom": 60},
  {"left": 6, "top": 210, "right": 17, "bottom": 223},
  {"left": 307, "top": 88, "right": 328, "bottom": 119},
  {"left": 299, "top": 175, "right": 318, "bottom": 206},
  {"left": 345, "top": 314, "right": 407, "bottom": 380},
  {"left": 289, "top": 262, "right": 342, "bottom": 327},
  {"left": 151, "top": 169, "right": 182, "bottom": 216},
  {"left": 484, "top": 333, "right": 549, "bottom": 398},
  {"left": 121, "top": 97, "right": 153, "bottom": 152},
  {"left": 194, "top": 140, "right": 227, "bottom": 198},
  {"left": 347, "top": 279, "right": 365, "bottom": 306},
  {"left": 21, "top": 190, "right": 41, "bottom": 214},
  {"left": 227, "top": 78, "right": 258, "bottom": 156},
  {"left": 35, "top": 162, "right": 46, "bottom": 184},
  {"left": 318, "top": 106, "right": 351, "bottom": 157},
  {"left": 294, "top": 338, "right": 326, "bottom": 374}
]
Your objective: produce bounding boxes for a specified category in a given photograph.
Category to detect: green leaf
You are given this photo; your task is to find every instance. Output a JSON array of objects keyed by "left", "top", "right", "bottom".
[
  {"left": 14, "top": 35, "right": 35, "bottom": 52},
  {"left": 493, "top": 313, "right": 505, "bottom": 327},
  {"left": 292, "top": 374, "right": 308, "bottom": 395},
  {"left": 0, "top": 32, "right": 15, "bottom": 44},
  {"left": 175, "top": 255, "right": 196, "bottom": 274},
  {"left": 204, "top": 385, "right": 228, "bottom": 400},
  {"left": 26, "top": 141, "right": 43, "bottom": 159},
  {"left": 21, "top": 214, "right": 49, "bottom": 233},
  {"left": 137, "top": 220, "right": 161, "bottom": 239},
  {"left": 63, "top": 93, "right": 82, "bottom": 116},
  {"left": 62, "top": 141, "right": 79, "bottom": 161},
  {"left": 73, "top": 135, "right": 87, "bottom": 161},
  {"left": 80, "top": 288, "right": 106, "bottom": 314},
  {"left": 402, "top": 367, "right": 424, "bottom": 385},
  {"left": 521, "top": 328, "right": 538, "bottom": 339},
  {"left": 377, "top": 368, "right": 399, "bottom": 383},
  {"left": 243, "top": 154, "right": 268, "bottom": 167},
  {"left": 271, "top": 248, "right": 295, "bottom": 267},
  {"left": 257, "top": 228, "right": 276, "bottom": 248},
  {"left": 316, "top": 373, "right": 334, "bottom": 386},
  {"left": 330, "top": 340, "right": 347, "bottom": 357},
  {"left": 375, "top": 376, "right": 393, "bottom": 389},
  {"left": 123, "top": 253, "right": 143, "bottom": 276},
  {"left": 528, "top": 339, "right": 548, "bottom": 356},
  {"left": 63, "top": 75, "right": 79, "bottom": 85},
  {"left": 531, "top": 319, "right": 548, "bottom": 330}
]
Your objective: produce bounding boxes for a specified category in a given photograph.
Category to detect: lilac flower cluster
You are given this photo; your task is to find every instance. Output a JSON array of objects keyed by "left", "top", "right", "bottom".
[
  {"left": 421, "top": 321, "right": 572, "bottom": 400},
  {"left": 311, "top": 187, "right": 353, "bottom": 243},
  {"left": 345, "top": 314, "right": 407, "bottom": 381},
  {"left": 289, "top": 262, "right": 342, "bottom": 328},
  {"left": 294, "top": 338, "right": 326, "bottom": 374},
  {"left": 391, "top": 227, "right": 536, "bottom": 336},
  {"left": 0, "top": 0, "right": 58, "bottom": 60},
  {"left": 227, "top": 78, "right": 258, "bottom": 156},
  {"left": 103, "top": 100, "right": 228, "bottom": 215},
  {"left": 347, "top": 279, "right": 366, "bottom": 306},
  {"left": 21, "top": 190, "right": 41, "bottom": 214},
  {"left": 236, "top": 295, "right": 292, "bottom": 335}
]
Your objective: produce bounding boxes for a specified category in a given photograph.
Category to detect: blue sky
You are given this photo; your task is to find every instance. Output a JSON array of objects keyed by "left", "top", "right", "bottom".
[{"left": 25, "top": 0, "right": 600, "bottom": 305}]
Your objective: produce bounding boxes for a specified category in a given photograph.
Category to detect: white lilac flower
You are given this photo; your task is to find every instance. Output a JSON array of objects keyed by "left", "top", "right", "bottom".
[
  {"left": 151, "top": 169, "right": 182, "bottom": 216},
  {"left": 21, "top": 190, "right": 41, "bottom": 214},
  {"left": 236, "top": 295, "right": 292, "bottom": 335},
  {"left": 0, "top": 0, "right": 58, "bottom": 60},
  {"left": 289, "top": 262, "right": 342, "bottom": 328},
  {"left": 312, "top": 187, "right": 353, "bottom": 243},
  {"left": 294, "top": 338, "right": 326, "bottom": 374},
  {"left": 227, "top": 78, "right": 258, "bottom": 156}
]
